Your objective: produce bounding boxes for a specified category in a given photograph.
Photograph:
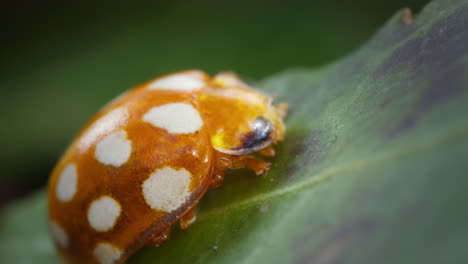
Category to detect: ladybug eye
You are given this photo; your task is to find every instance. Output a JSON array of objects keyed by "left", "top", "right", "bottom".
[
  {"left": 237, "top": 116, "right": 275, "bottom": 154},
  {"left": 246, "top": 117, "right": 272, "bottom": 146}
]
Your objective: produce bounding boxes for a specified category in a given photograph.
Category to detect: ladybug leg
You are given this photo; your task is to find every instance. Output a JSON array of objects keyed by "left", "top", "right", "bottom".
[
  {"left": 180, "top": 206, "right": 197, "bottom": 230},
  {"left": 216, "top": 153, "right": 272, "bottom": 176},
  {"left": 231, "top": 155, "right": 272, "bottom": 175},
  {"left": 210, "top": 168, "right": 225, "bottom": 189},
  {"left": 258, "top": 145, "right": 276, "bottom": 157},
  {"left": 151, "top": 227, "right": 171, "bottom": 247}
]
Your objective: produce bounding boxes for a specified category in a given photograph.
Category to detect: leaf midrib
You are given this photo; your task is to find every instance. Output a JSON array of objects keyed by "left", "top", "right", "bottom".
[{"left": 198, "top": 121, "right": 468, "bottom": 221}]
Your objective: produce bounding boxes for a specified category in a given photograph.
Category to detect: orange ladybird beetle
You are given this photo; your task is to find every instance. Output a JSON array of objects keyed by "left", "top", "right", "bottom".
[{"left": 47, "top": 70, "right": 287, "bottom": 264}]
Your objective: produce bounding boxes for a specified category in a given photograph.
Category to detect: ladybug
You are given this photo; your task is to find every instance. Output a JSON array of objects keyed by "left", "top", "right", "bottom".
[{"left": 47, "top": 70, "right": 287, "bottom": 264}]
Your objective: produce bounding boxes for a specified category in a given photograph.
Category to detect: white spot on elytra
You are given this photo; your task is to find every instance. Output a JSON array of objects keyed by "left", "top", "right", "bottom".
[
  {"left": 93, "top": 242, "right": 122, "bottom": 264},
  {"left": 79, "top": 106, "right": 129, "bottom": 152},
  {"left": 87, "top": 196, "right": 122, "bottom": 232},
  {"left": 142, "top": 167, "right": 192, "bottom": 212},
  {"left": 50, "top": 221, "right": 69, "bottom": 248},
  {"left": 148, "top": 73, "right": 205, "bottom": 91},
  {"left": 95, "top": 130, "right": 132, "bottom": 167},
  {"left": 142, "top": 103, "right": 203, "bottom": 134},
  {"left": 56, "top": 163, "right": 78, "bottom": 202}
]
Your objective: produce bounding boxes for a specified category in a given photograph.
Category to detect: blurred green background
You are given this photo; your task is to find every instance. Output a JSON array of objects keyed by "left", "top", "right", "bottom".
[{"left": 1, "top": 0, "right": 429, "bottom": 208}]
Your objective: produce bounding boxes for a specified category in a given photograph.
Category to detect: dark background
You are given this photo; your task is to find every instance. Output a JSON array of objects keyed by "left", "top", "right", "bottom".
[{"left": 1, "top": 0, "right": 429, "bottom": 208}]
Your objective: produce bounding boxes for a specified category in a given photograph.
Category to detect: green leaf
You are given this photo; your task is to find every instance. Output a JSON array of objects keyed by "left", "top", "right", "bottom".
[{"left": 2, "top": 0, "right": 468, "bottom": 263}]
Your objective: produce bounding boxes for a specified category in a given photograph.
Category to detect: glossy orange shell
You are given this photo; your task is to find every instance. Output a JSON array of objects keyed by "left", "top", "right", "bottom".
[
  {"left": 48, "top": 70, "right": 286, "bottom": 264},
  {"left": 48, "top": 72, "right": 214, "bottom": 264}
]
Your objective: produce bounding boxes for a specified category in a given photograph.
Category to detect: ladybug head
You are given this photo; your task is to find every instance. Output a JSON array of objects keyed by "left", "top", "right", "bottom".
[{"left": 200, "top": 72, "right": 286, "bottom": 155}]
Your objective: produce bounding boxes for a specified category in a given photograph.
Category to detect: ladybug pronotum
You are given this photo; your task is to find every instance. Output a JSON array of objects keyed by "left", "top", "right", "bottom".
[{"left": 47, "top": 70, "right": 287, "bottom": 264}]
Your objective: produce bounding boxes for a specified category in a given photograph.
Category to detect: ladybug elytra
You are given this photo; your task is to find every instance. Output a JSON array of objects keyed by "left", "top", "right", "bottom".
[{"left": 48, "top": 70, "right": 287, "bottom": 264}]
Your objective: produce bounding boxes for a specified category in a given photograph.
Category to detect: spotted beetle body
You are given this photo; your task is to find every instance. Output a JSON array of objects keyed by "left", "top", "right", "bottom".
[{"left": 48, "top": 70, "right": 287, "bottom": 264}]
